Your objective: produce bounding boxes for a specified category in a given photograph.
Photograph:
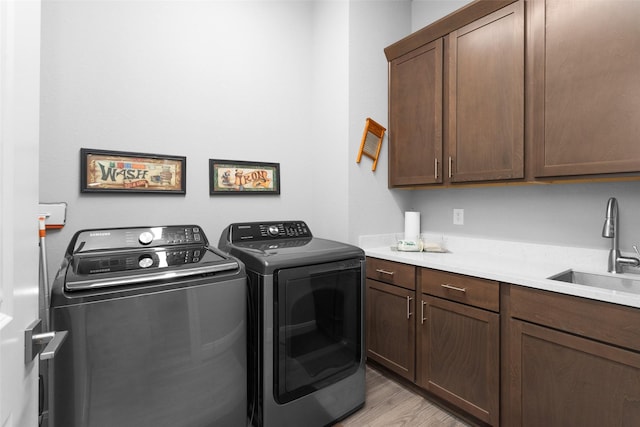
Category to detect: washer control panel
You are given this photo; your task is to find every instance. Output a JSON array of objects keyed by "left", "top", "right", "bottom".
[
  {"left": 70, "top": 225, "right": 205, "bottom": 254},
  {"left": 75, "top": 246, "right": 207, "bottom": 275},
  {"left": 228, "top": 221, "right": 312, "bottom": 243},
  {"left": 62, "top": 225, "right": 242, "bottom": 291}
]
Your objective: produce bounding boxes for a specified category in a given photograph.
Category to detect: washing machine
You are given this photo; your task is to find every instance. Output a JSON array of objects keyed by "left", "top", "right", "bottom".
[
  {"left": 218, "top": 221, "right": 365, "bottom": 427},
  {"left": 49, "top": 225, "right": 247, "bottom": 427}
]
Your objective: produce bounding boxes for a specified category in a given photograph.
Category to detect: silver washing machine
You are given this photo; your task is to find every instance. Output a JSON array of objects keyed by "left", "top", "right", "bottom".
[
  {"left": 218, "top": 221, "right": 365, "bottom": 427},
  {"left": 49, "top": 225, "right": 247, "bottom": 427}
]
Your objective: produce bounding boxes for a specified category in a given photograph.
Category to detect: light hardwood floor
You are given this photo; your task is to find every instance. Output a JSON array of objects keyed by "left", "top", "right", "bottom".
[{"left": 334, "top": 365, "right": 472, "bottom": 427}]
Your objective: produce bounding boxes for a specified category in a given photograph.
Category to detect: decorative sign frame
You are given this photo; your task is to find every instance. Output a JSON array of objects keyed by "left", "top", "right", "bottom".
[
  {"left": 80, "top": 148, "right": 186, "bottom": 194},
  {"left": 209, "top": 159, "right": 280, "bottom": 195}
]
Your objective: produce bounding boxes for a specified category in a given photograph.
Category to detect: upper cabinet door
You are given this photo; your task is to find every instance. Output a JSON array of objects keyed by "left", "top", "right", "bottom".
[
  {"left": 389, "top": 39, "right": 443, "bottom": 187},
  {"left": 532, "top": 0, "right": 640, "bottom": 177},
  {"left": 447, "top": 1, "right": 524, "bottom": 183}
]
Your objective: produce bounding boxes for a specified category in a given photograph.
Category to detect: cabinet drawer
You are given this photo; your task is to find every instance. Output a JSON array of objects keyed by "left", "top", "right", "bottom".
[
  {"left": 366, "top": 257, "right": 416, "bottom": 290},
  {"left": 420, "top": 269, "right": 499, "bottom": 312},
  {"left": 509, "top": 284, "right": 640, "bottom": 353}
]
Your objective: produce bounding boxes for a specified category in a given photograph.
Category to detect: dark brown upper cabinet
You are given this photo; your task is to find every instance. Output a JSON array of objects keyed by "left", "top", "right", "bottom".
[
  {"left": 447, "top": 1, "right": 524, "bottom": 183},
  {"left": 530, "top": 0, "right": 640, "bottom": 178},
  {"left": 387, "top": 0, "right": 640, "bottom": 187},
  {"left": 389, "top": 39, "right": 443, "bottom": 186},
  {"left": 385, "top": 0, "right": 523, "bottom": 188}
]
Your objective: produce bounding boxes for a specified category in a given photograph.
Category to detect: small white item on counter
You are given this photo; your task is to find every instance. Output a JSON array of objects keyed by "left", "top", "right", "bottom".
[
  {"left": 422, "top": 241, "right": 447, "bottom": 253},
  {"left": 397, "top": 239, "right": 423, "bottom": 252}
]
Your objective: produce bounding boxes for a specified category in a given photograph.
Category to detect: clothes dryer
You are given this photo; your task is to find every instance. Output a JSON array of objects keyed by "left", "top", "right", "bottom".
[{"left": 219, "top": 221, "right": 365, "bottom": 427}]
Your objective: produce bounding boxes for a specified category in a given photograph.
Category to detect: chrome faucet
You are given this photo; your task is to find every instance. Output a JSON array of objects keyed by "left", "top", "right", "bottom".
[{"left": 601, "top": 197, "right": 640, "bottom": 273}]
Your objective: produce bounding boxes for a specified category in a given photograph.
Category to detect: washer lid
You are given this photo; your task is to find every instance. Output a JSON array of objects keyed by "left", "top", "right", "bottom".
[
  {"left": 61, "top": 225, "right": 241, "bottom": 291},
  {"left": 64, "top": 245, "right": 239, "bottom": 291}
]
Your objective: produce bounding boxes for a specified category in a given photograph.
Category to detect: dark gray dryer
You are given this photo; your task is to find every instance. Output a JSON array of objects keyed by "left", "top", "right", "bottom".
[
  {"left": 49, "top": 225, "right": 247, "bottom": 427},
  {"left": 219, "top": 221, "right": 365, "bottom": 427}
]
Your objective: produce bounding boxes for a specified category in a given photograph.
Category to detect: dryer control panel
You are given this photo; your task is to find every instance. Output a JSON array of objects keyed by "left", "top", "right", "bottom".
[{"left": 227, "top": 221, "right": 312, "bottom": 243}]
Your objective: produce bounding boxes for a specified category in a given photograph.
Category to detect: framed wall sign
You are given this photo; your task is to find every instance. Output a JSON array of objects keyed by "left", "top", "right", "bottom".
[
  {"left": 209, "top": 159, "right": 280, "bottom": 195},
  {"left": 80, "top": 148, "right": 186, "bottom": 194}
]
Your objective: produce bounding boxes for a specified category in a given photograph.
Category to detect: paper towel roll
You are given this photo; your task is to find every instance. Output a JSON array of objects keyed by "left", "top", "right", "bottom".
[{"left": 404, "top": 211, "right": 420, "bottom": 241}]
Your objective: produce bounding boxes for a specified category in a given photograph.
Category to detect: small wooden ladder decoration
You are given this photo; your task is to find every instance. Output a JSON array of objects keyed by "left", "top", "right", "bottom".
[{"left": 356, "top": 117, "right": 386, "bottom": 171}]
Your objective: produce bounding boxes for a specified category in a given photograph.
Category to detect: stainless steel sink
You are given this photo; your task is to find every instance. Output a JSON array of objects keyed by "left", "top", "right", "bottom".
[{"left": 548, "top": 269, "right": 640, "bottom": 295}]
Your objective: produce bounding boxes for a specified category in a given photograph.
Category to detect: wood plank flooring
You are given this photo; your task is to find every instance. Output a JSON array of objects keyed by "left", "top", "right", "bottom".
[{"left": 334, "top": 365, "right": 472, "bottom": 427}]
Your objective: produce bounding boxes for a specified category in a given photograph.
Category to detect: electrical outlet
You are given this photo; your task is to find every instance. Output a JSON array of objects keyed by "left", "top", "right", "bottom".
[{"left": 453, "top": 208, "right": 464, "bottom": 225}]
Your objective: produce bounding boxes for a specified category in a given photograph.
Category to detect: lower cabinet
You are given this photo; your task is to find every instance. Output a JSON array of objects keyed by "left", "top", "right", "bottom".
[
  {"left": 366, "top": 258, "right": 640, "bottom": 427},
  {"left": 505, "top": 284, "right": 640, "bottom": 426},
  {"left": 366, "top": 280, "right": 415, "bottom": 381},
  {"left": 418, "top": 295, "right": 499, "bottom": 425},
  {"left": 509, "top": 319, "right": 640, "bottom": 426},
  {"left": 365, "top": 257, "right": 500, "bottom": 425},
  {"left": 365, "top": 258, "right": 416, "bottom": 381},
  {"left": 418, "top": 269, "right": 500, "bottom": 426}
]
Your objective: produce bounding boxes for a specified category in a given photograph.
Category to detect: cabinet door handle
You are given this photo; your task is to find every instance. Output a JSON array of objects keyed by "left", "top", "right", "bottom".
[
  {"left": 406, "top": 296, "right": 413, "bottom": 319},
  {"left": 441, "top": 283, "right": 466, "bottom": 293},
  {"left": 375, "top": 269, "right": 394, "bottom": 276},
  {"left": 448, "top": 156, "right": 453, "bottom": 178},
  {"left": 421, "top": 300, "right": 427, "bottom": 324},
  {"left": 434, "top": 158, "right": 438, "bottom": 180}
]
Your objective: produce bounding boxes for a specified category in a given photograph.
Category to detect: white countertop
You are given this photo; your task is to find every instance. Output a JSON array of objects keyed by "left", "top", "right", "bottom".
[{"left": 360, "top": 234, "right": 640, "bottom": 309}]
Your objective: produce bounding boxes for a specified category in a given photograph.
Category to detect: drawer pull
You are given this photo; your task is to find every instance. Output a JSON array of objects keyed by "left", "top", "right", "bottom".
[
  {"left": 441, "top": 283, "right": 467, "bottom": 293},
  {"left": 421, "top": 300, "right": 427, "bottom": 324},
  {"left": 407, "top": 296, "right": 413, "bottom": 319},
  {"left": 375, "top": 269, "right": 395, "bottom": 276}
]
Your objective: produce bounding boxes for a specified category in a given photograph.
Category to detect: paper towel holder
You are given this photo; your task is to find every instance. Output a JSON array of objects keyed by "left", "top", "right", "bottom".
[{"left": 356, "top": 118, "right": 386, "bottom": 171}]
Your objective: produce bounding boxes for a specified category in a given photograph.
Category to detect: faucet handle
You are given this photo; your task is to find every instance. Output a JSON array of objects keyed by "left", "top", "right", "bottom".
[{"left": 634, "top": 245, "right": 640, "bottom": 258}]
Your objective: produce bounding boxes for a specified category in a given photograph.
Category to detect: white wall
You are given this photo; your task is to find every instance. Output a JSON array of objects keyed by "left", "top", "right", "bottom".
[
  {"left": 40, "top": 0, "right": 415, "bottom": 280},
  {"left": 310, "top": 0, "right": 350, "bottom": 240},
  {"left": 347, "top": 0, "right": 413, "bottom": 244},
  {"left": 412, "top": 182, "right": 640, "bottom": 250},
  {"left": 411, "top": 0, "right": 469, "bottom": 31},
  {"left": 39, "top": 0, "right": 352, "bottom": 278}
]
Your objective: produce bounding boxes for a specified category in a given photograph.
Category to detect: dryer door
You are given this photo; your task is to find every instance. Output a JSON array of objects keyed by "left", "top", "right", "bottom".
[{"left": 273, "top": 258, "right": 362, "bottom": 404}]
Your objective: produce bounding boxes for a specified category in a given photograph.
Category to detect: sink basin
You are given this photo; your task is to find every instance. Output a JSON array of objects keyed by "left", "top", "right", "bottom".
[{"left": 548, "top": 269, "right": 640, "bottom": 295}]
